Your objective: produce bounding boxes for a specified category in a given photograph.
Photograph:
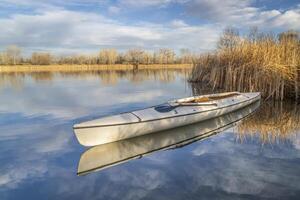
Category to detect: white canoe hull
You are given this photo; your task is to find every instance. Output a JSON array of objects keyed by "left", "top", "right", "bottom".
[
  {"left": 74, "top": 92, "right": 261, "bottom": 146},
  {"left": 77, "top": 100, "right": 260, "bottom": 175}
]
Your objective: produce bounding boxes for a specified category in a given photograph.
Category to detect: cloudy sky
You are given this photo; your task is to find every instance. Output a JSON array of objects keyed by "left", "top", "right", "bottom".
[{"left": 0, "top": 0, "right": 299, "bottom": 55}]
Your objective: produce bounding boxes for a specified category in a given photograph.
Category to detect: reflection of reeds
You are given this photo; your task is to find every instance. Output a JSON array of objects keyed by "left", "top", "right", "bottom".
[
  {"left": 189, "top": 82, "right": 227, "bottom": 96},
  {"left": 0, "top": 69, "right": 191, "bottom": 89},
  {"left": 0, "top": 64, "right": 192, "bottom": 73},
  {"left": 0, "top": 72, "right": 25, "bottom": 90},
  {"left": 237, "top": 102, "right": 300, "bottom": 144},
  {"left": 30, "top": 72, "right": 54, "bottom": 82}
]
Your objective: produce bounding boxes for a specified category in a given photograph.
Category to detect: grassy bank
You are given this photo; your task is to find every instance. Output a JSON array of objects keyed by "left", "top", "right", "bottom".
[
  {"left": 189, "top": 29, "right": 300, "bottom": 101},
  {"left": 0, "top": 64, "right": 192, "bottom": 73}
]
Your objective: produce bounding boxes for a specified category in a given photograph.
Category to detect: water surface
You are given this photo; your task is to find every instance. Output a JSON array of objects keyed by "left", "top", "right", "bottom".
[{"left": 0, "top": 69, "right": 299, "bottom": 200}]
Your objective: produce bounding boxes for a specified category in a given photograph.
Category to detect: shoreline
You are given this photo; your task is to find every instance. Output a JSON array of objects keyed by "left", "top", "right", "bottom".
[{"left": 0, "top": 64, "right": 193, "bottom": 73}]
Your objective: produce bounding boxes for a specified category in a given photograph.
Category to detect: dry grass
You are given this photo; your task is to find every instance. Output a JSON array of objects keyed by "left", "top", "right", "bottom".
[
  {"left": 0, "top": 64, "right": 192, "bottom": 73},
  {"left": 189, "top": 30, "right": 300, "bottom": 101}
]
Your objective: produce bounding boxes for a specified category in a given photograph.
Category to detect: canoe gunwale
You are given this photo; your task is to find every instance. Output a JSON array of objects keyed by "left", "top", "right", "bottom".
[{"left": 74, "top": 93, "right": 260, "bottom": 130}]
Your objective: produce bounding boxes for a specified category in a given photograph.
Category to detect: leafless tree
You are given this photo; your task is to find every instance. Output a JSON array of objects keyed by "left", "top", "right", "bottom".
[
  {"left": 99, "top": 49, "right": 118, "bottom": 64},
  {"left": 31, "top": 52, "right": 52, "bottom": 65},
  {"left": 217, "top": 27, "right": 240, "bottom": 50},
  {"left": 158, "top": 48, "right": 175, "bottom": 64},
  {"left": 6, "top": 45, "right": 21, "bottom": 65}
]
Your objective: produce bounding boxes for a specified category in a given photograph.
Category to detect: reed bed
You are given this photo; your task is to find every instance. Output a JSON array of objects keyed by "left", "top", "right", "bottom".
[
  {"left": 237, "top": 101, "right": 300, "bottom": 144},
  {"left": 189, "top": 30, "right": 300, "bottom": 101}
]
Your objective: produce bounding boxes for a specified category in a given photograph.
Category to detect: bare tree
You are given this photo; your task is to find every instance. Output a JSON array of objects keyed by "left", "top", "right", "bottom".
[
  {"left": 31, "top": 52, "right": 52, "bottom": 65},
  {"left": 217, "top": 27, "right": 240, "bottom": 50},
  {"left": 180, "top": 48, "right": 193, "bottom": 64},
  {"left": 125, "top": 49, "right": 145, "bottom": 64},
  {"left": 279, "top": 30, "right": 299, "bottom": 43},
  {"left": 6, "top": 45, "right": 21, "bottom": 65},
  {"left": 0, "top": 52, "right": 6, "bottom": 65},
  {"left": 99, "top": 49, "right": 118, "bottom": 64},
  {"left": 0, "top": 46, "right": 193, "bottom": 65},
  {"left": 158, "top": 48, "right": 175, "bottom": 64}
]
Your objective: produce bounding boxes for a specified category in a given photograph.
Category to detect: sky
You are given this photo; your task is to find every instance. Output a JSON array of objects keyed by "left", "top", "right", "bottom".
[{"left": 0, "top": 0, "right": 299, "bottom": 55}]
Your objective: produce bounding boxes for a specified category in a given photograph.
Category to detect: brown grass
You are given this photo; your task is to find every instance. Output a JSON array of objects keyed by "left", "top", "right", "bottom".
[{"left": 189, "top": 30, "right": 300, "bottom": 101}]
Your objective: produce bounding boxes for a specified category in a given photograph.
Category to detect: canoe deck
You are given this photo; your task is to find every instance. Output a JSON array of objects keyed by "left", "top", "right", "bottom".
[{"left": 73, "top": 92, "right": 261, "bottom": 146}]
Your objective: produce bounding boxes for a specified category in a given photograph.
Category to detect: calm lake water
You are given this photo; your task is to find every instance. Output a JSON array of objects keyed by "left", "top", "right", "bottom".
[{"left": 0, "top": 69, "right": 299, "bottom": 200}]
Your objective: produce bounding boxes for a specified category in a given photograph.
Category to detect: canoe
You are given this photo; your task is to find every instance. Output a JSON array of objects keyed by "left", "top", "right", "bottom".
[
  {"left": 77, "top": 100, "right": 260, "bottom": 175},
  {"left": 73, "top": 92, "right": 261, "bottom": 146}
]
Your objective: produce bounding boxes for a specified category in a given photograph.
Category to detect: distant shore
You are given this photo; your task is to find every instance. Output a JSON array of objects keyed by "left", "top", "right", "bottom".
[{"left": 0, "top": 64, "right": 193, "bottom": 73}]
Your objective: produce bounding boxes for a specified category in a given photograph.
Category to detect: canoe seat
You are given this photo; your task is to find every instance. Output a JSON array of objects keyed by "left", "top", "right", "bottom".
[
  {"left": 192, "top": 97, "right": 211, "bottom": 103},
  {"left": 208, "top": 93, "right": 239, "bottom": 100},
  {"left": 188, "top": 93, "right": 240, "bottom": 103}
]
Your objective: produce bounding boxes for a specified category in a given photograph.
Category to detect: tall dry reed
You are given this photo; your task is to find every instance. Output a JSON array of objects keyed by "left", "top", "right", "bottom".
[{"left": 189, "top": 29, "right": 300, "bottom": 101}]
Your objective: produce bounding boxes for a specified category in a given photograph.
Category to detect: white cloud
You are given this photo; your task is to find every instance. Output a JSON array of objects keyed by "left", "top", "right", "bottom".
[
  {"left": 119, "top": 0, "right": 173, "bottom": 8},
  {"left": 187, "top": 0, "right": 255, "bottom": 22},
  {"left": 0, "top": 0, "right": 298, "bottom": 55},
  {"left": 171, "top": 19, "right": 188, "bottom": 28},
  {"left": 0, "top": 0, "right": 107, "bottom": 7},
  {"left": 185, "top": 0, "right": 300, "bottom": 30},
  {"left": 272, "top": 7, "right": 300, "bottom": 30},
  {"left": 0, "top": 8, "right": 220, "bottom": 54},
  {"left": 108, "top": 6, "right": 121, "bottom": 15}
]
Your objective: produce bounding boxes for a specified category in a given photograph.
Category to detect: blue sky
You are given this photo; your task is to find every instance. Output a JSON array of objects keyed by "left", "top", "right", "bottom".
[{"left": 0, "top": 0, "right": 299, "bottom": 55}]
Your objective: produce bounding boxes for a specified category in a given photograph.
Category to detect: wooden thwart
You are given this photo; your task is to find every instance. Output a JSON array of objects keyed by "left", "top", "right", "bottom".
[{"left": 183, "top": 93, "right": 240, "bottom": 103}]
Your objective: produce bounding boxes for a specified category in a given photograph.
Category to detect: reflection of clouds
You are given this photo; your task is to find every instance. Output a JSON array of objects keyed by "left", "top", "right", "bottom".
[
  {"left": 293, "top": 134, "right": 300, "bottom": 150},
  {"left": 193, "top": 129, "right": 300, "bottom": 160},
  {"left": 45, "top": 165, "right": 169, "bottom": 200},
  {"left": 0, "top": 72, "right": 188, "bottom": 120},
  {"left": 0, "top": 124, "right": 299, "bottom": 199},
  {"left": 142, "top": 152, "right": 172, "bottom": 165},
  {"left": 34, "top": 130, "right": 73, "bottom": 153},
  {"left": 102, "top": 167, "right": 168, "bottom": 200},
  {"left": 118, "top": 91, "right": 164, "bottom": 103},
  {"left": 189, "top": 131, "right": 300, "bottom": 198},
  {"left": 0, "top": 70, "right": 190, "bottom": 198},
  {"left": 0, "top": 71, "right": 299, "bottom": 199},
  {"left": 0, "top": 116, "right": 75, "bottom": 189},
  {"left": 0, "top": 162, "right": 48, "bottom": 189},
  {"left": 192, "top": 130, "right": 233, "bottom": 156},
  {"left": 108, "top": 168, "right": 165, "bottom": 190}
]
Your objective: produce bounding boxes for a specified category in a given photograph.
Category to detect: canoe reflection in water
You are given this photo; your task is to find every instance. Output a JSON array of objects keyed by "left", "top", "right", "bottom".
[{"left": 77, "top": 101, "right": 260, "bottom": 176}]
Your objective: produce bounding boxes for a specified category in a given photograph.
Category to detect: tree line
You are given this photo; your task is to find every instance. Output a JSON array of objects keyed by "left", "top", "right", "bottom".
[{"left": 0, "top": 47, "right": 195, "bottom": 65}]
